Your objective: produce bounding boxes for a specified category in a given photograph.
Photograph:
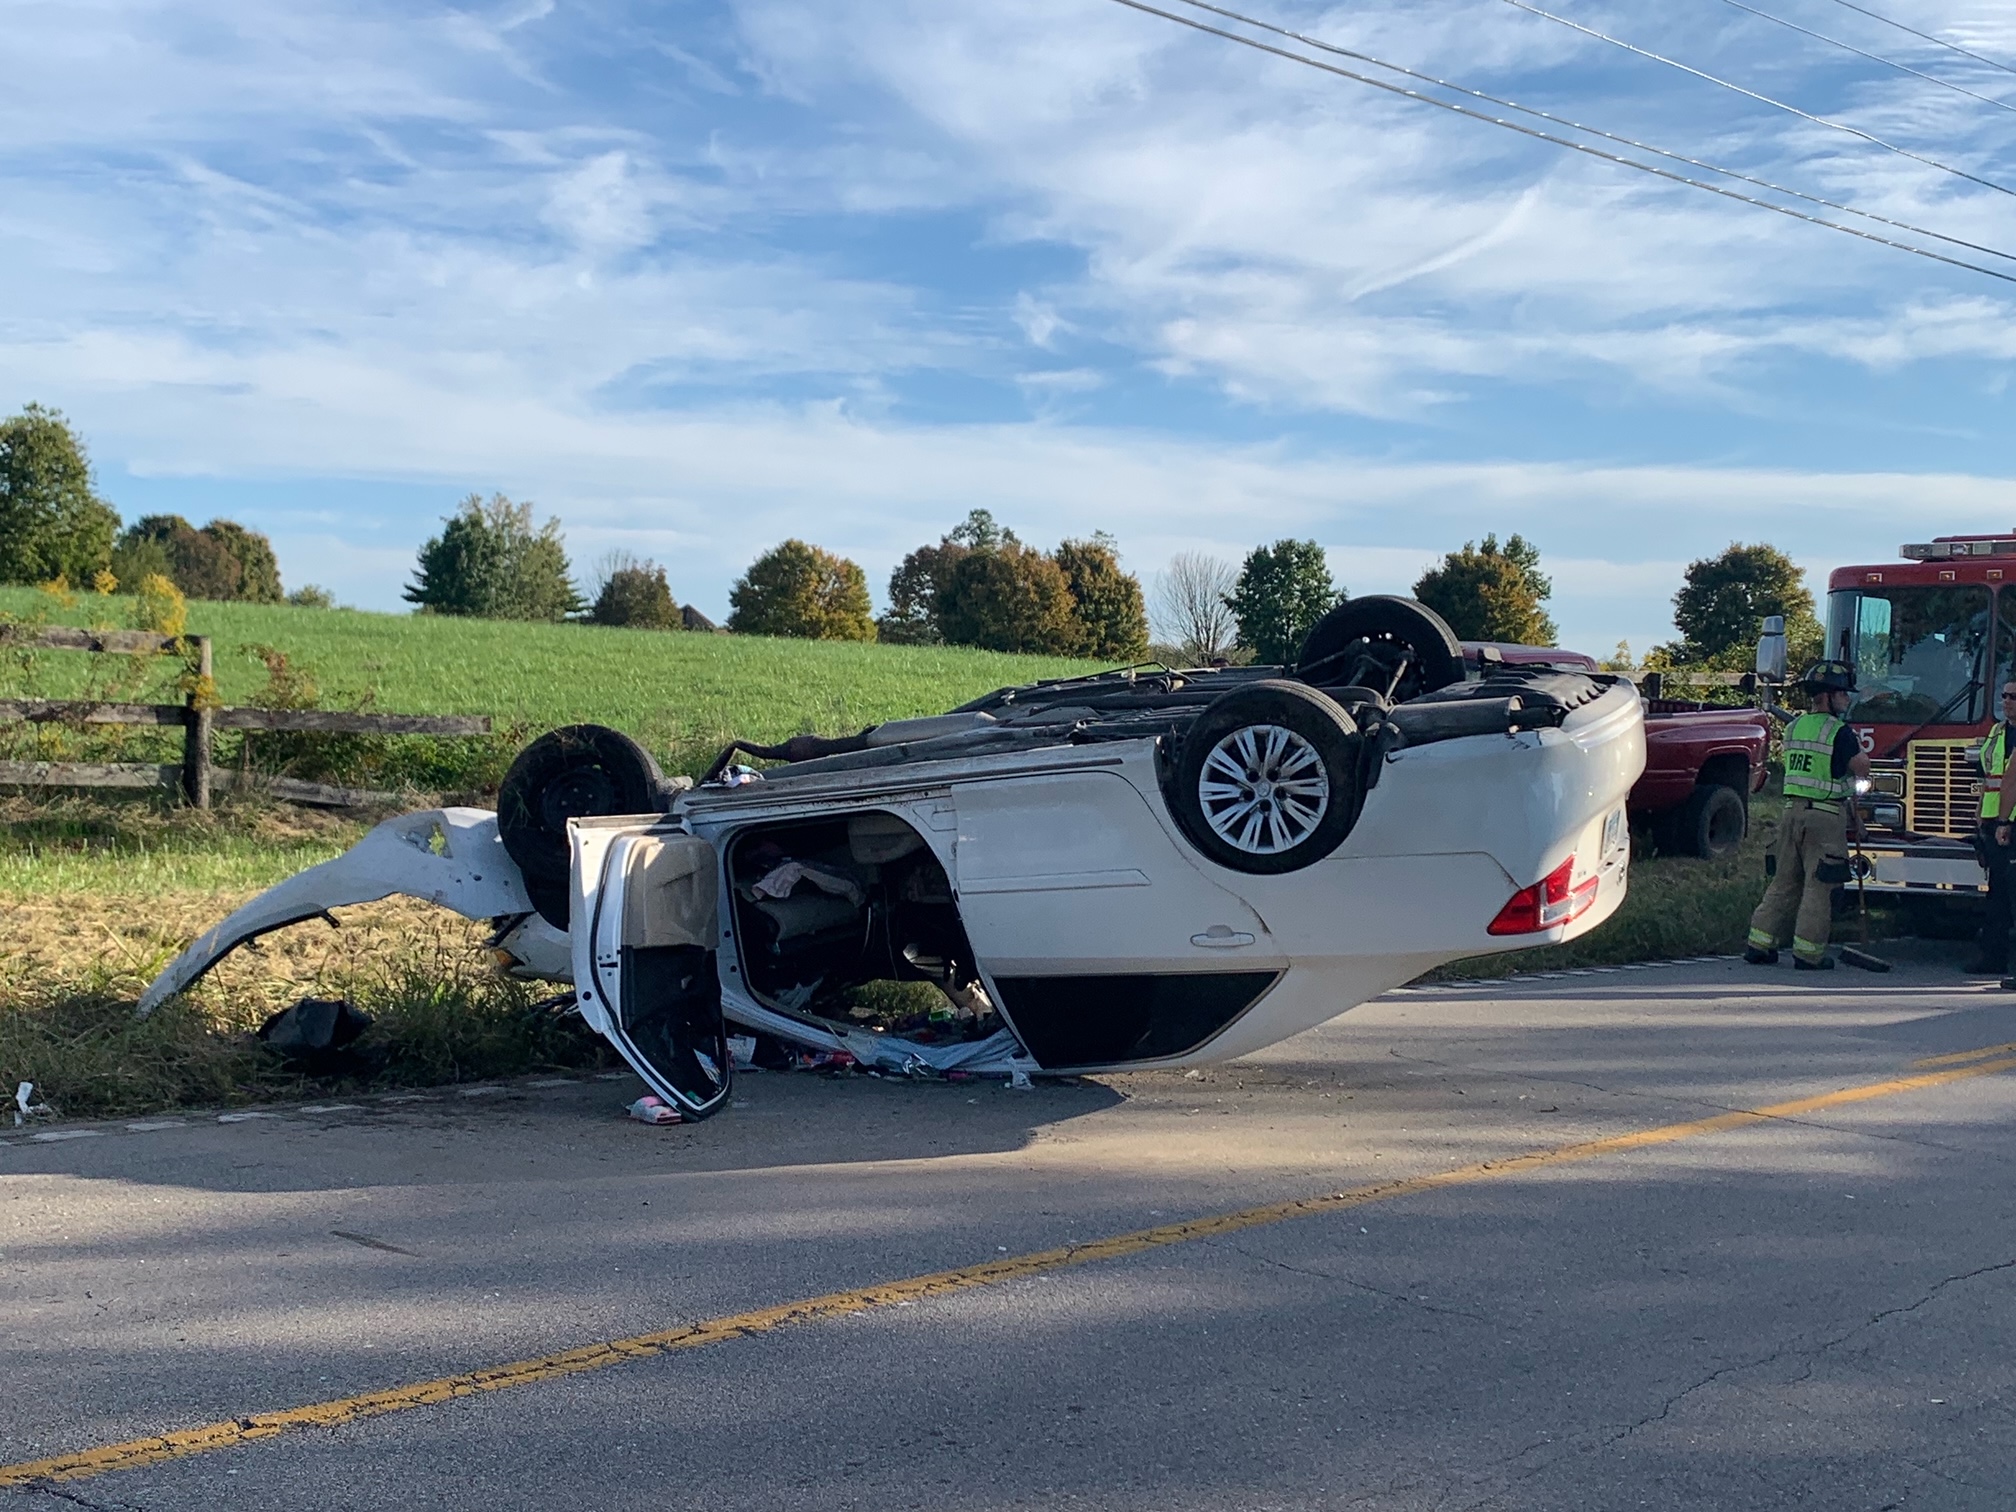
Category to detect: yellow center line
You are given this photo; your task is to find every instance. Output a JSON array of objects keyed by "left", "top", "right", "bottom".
[
  {"left": 1915, "top": 1038, "right": 2016, "bottom": 1069},
  {"left": 8, "top": 1048, "right": 2016, "bottom": 1490}
]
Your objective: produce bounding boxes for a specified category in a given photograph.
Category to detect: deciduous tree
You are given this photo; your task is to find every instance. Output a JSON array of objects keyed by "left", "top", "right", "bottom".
[
  {"left": 115, "top": 515, "right": 243, "bottom": 601},
  {"left": 202, "top": 521, "right": 284, "bottom": 603},
  {"left": 587, "top": 552, "right": 681, "bottom": 630},
  {"left": 1054, "top": 534, "right": 1148, "bottom": 661},
  {"left": 879, "top": 540, "right": 969, "bottom": 645},
  {"left": 0, "top": 404, "right": 119, "bottom": 586},
  {"left": 404, "top": 494, "right": 582, "bottom": 622},
  {"left": 1153, "top": 551, "right": 1239, "bottom": 663},
  {"left": 938, "top": 537, "right": 1081, "bottom": 654},
  {"left": 1227, "top": 539, "right": 1341, "bottom": 664},
  {"left": 1667, "top": 542, "right": 1818, "bottom": 667},
  {"left": 1413, "top": 533, "right": 1557, "bottom": 646},
  {"left": 877, "top": 510, "right": 1007, "bottom": 645},
  {"left": 728, "top": 539, "right": 876, "bottom": 640}
]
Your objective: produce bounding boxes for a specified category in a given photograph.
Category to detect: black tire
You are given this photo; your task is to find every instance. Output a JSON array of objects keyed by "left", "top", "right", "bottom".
[
  {"left": 1293, "top": 596, "right": 1464, "bottom": 703},
  {"left": 499, "top": 725, "right": 670, "bottom": 927},
  {"left": 1668, "top": 783, "right": 1747, "bottom": 859},
  {"left": 1166, "top": 680, "right": 1362, "bottom": 874}
]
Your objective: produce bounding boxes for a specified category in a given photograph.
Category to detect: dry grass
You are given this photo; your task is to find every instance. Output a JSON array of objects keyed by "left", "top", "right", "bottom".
[{"left": 0, "top": 795, "right": 614, "bottom": 1121}]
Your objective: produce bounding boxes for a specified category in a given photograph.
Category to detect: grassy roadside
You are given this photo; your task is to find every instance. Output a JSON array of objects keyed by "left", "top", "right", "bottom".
[{"left": 0, "top": 797, "right": 615, "bottom": 1121}]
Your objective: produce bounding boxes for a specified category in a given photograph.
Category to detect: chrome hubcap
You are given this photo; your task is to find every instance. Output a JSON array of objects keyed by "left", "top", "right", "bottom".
[{"left": 1198, "top": 723, "right": 1330, "bottom": 855}]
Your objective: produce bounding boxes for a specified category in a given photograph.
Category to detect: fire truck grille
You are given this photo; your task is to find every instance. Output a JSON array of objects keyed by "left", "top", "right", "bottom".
[{"left": 1907, "top": 740, "right": 1981, "bottom": 838}]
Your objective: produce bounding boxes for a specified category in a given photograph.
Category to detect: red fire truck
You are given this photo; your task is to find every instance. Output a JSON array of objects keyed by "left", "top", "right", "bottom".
[{"left": 1830, "top": 534, "right": 2014, "bottom": 904}]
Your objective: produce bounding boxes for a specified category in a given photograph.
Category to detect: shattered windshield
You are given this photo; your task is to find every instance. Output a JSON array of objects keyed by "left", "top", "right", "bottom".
[{"left": 1826, "top": 586, "right": 1992, "bottom": 725}]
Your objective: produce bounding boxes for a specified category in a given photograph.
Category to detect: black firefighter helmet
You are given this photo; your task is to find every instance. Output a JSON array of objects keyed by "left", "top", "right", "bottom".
[{"left": 1801, "top": 660, "right": 1856, "bottom": 695}]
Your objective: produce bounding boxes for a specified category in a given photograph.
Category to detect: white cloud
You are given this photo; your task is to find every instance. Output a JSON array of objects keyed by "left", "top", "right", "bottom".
[
  {"left": 0, "top": 0, "right": 2012, "bottom": 662},
  {"left": 541, "top": 151, "right": 656, "bottom": 251}
]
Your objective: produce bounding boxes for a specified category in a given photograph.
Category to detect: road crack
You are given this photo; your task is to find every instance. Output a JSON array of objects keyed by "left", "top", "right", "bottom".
[
  {"left": 1206, "top": 1239, "right": 1508, "bottom": 1327},
  {"left": 1597, "top": 1254, "right": 2016, "bottom": 1449},
  {"left": 11, "top": 1482, "right": 148, "bottom": 1512}
]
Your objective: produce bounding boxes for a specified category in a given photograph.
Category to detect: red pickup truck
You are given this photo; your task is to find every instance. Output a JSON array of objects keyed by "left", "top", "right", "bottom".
[{"left": 1469, "top": 644, "right": 1771, "bottom": 858}]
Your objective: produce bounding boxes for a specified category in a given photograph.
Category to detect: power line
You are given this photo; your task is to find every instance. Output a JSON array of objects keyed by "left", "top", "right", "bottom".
[
  {"left": 1816, "top": 0, "right": 2016, "bottom": 81},
  {"left": 1169, "top": 0, "right": 2016, "bottom": 265},
  {"left": 1501, "top": 0, "right": 2016, "bottom": 199},
  {"left": 1098, "top": 0, "right": 2016, "bottom": 286},
  {"left": 1710, "top": 0, "right": 2016, "bottom": 116}
]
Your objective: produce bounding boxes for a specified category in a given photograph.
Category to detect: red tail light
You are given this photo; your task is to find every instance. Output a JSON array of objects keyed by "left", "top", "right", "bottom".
[{"left": 1487, "top": 855, "right": 1599, "bottom": 936}]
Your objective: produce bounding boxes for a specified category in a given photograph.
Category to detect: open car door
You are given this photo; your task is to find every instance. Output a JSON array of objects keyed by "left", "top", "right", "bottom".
[{"left": 571, "top": 821, "right": 732, "bottom": 1119}]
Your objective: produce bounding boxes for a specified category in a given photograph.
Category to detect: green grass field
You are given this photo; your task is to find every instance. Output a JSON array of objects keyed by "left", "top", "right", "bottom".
[{"left": 0, "top": 585, "right": 1097, "bottom": 787}]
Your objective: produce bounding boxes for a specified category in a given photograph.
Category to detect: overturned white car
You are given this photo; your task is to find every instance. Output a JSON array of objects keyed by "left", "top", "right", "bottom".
[{"left": 140, "top": 598, "right": 1644, "bottom": 1119}]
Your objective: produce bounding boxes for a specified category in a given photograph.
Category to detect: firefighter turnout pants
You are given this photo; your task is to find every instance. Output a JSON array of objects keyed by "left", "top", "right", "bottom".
[
  {"left": 1748, "top": 801, "right": 1850, "bottom": 965},
  {"left": 1977, "top": 822, "right": 2016, "bottom": 973}
]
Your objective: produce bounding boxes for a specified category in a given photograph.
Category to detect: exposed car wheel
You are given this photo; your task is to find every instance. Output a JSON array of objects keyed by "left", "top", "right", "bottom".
[
  {"left": 1666, "top": 783, "right": 1747, "bottom": 859},
  {"left": 1168, "top": 681, "right": 1363, "bottom": 874},
  {"left": 1293, "top": 596, "right": 1464, "bottom": 703},
  {"left": 499, "top": 724, "right": 670, "bottom": 927}
]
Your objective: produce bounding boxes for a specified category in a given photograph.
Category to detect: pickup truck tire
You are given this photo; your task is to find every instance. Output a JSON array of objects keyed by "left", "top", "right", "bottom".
[
  {"left": 1167, "top": 681, "right": 1363, "bottom": 874},
  {"left": 1664, "top": 782, "right": 1746, "bottom": 860},
  {"left": 1293, "top": 596, "right": 1464, "bottom": 703},
  {"left": 499, "top": 724, "right": 671, "bottom": 927}
]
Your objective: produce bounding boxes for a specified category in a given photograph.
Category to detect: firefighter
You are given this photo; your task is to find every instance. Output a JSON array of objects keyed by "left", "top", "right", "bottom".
[
  {"left": 1745, "top": 661, "right": 1870, "bottom": 970},
  {"left": 1970, "top": 680, "right": 2016, "bottom": 980}
]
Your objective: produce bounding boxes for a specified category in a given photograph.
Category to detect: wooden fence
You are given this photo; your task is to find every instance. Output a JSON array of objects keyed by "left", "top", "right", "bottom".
[{"left": 0, "top": 628, "right": 490, "bottom": 808}]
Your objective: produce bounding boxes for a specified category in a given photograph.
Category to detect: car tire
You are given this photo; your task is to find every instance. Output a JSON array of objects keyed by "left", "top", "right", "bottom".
[
  {"left": 499, "top": 724, "right": 671, "bottom": 927},
  {"left": 1668, "top": 782, "right": 1747, "bottom": 859},
  {"left": 1293, "top": 596, "right": 1464, "bottom": 703},
  {"left": 1167, "top": 680, "right": 1363, "bottom": 874}
]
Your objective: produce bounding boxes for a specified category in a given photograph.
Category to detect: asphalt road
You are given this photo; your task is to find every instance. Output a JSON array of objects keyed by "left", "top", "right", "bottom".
[{"left": 8, "top": 945, "right": 2016, "bottom": 1510}]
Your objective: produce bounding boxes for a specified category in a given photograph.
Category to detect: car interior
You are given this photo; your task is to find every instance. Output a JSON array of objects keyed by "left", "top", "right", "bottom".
[{"left": 721, "top": 810, "right": 997, "bottom": 1043}]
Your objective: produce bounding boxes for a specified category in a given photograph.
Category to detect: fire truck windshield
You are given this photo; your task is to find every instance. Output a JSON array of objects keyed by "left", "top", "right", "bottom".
[{"left": 1825, "top": 585, "right": 1995, "bottom": 726}]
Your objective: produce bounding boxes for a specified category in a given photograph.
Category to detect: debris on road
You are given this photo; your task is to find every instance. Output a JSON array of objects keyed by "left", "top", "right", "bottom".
[
  {"left": 13, "top": 1081, "right": 53, "bottom": 1127},
  {"left": 627, "top": 1095, "right": 683, "bottom": 1125}
]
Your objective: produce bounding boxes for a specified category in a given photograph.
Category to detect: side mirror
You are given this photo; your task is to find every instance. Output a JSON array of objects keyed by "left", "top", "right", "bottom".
[{"left": 1755, "top": 615, "right": 1788, "bottom": 683}]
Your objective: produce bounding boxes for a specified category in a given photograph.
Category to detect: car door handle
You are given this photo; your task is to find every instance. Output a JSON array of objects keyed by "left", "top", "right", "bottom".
[{"left": 1191, "top": 926, "right": 1256, "bottom": 948}]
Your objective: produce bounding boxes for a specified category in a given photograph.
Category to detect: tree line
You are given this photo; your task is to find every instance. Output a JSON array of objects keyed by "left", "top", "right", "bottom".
[
  {"left": 3, "top": 404, "right": 1826, "bottom": 666},
  {"left": 401, "top": 498, "right": 1825, "bottom": 674},
  {"left": 0, "top": 404, "right": 325, "bottom": 605},
  {"left": 402, "top": 497, "right": 1568, "bottom": 663}
]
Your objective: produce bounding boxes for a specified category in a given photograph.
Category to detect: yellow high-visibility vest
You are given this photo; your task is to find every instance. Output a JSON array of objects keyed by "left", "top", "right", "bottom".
[
  {"left": 1982, "top": 723, "right": 2012, "bottom": 820},
  {"left": 1783, "top": 711, "right": 1850, "bottom": 805}
]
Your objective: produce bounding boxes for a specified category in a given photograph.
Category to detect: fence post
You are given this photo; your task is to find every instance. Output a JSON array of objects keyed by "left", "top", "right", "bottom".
[{"left": 183, "top": 636, "right": 213, "bottom": 809}]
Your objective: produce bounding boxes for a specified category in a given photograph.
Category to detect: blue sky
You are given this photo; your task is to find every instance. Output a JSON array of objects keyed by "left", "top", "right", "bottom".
[{"left": 4, "top": 0, "right": 2016, "bottom": 655}]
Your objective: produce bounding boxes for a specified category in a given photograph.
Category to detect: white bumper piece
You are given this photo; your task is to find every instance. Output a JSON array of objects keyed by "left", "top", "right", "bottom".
[{"left": 136, "top": 808, "right": 536, "bottom": 1017}]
